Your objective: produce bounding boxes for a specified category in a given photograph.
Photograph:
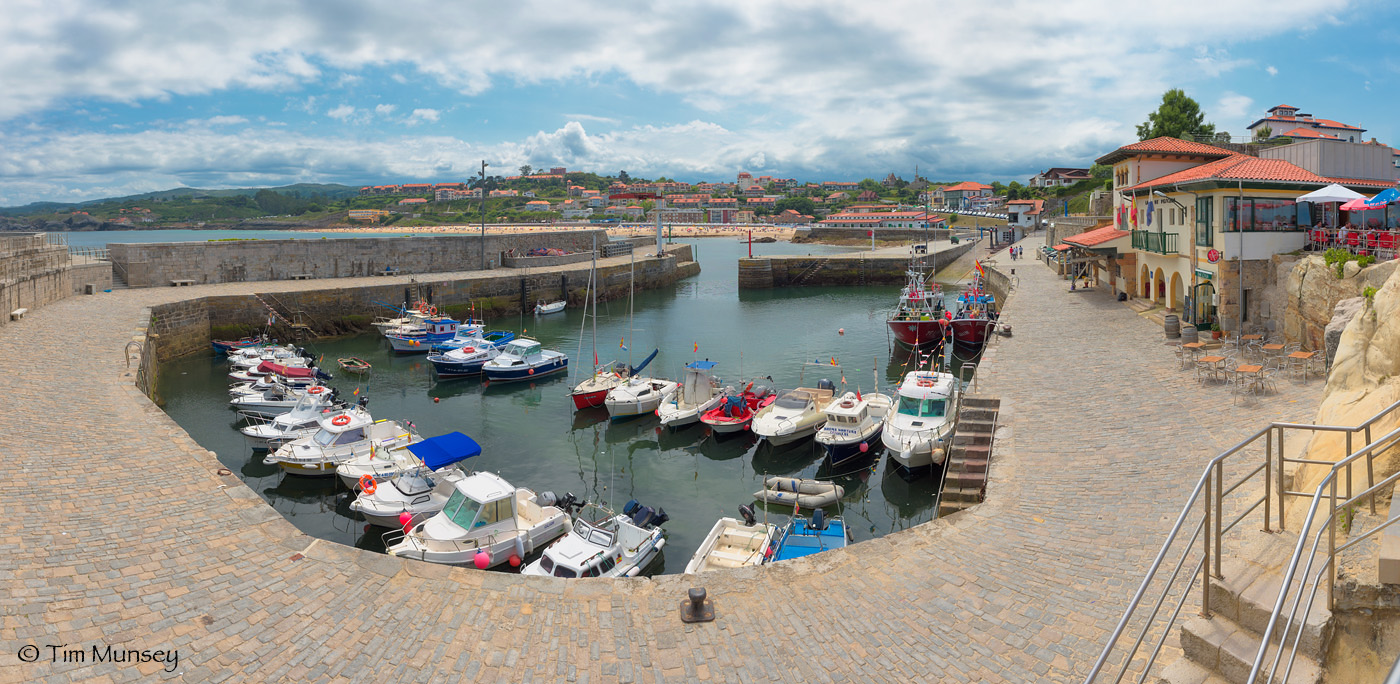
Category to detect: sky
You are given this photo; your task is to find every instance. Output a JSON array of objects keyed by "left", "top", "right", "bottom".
[{"left": 1, "top": 0, "right": 1398, "bottom": 206}]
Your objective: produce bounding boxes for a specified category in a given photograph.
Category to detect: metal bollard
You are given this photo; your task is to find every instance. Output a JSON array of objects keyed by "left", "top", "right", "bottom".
[{"left": 679, "top": 587, "right": 715, "bottom": 623}]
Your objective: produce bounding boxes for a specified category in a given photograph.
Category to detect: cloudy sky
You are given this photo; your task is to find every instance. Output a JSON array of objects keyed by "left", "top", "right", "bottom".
[{"left": 0, "top": 0, "right": 1395, "bottom": 206}]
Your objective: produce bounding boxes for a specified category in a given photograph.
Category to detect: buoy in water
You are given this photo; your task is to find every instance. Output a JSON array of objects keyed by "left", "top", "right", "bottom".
[
  {"left": 433, "top": 397, "right": 440, "bottom": 403},
  {"left": 838, "top": 328, "right": 845, "bottom": 335},
  {"left": 508, "top": 554, "right": 521, "bottom": 568}
]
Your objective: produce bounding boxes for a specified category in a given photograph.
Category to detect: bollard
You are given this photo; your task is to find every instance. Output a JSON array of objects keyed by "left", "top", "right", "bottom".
[{"left": 679, "top": 587, "right": 715, "bottom": 623}]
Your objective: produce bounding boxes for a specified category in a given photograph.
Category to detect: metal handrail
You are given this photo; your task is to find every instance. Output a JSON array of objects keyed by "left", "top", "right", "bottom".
[{"left": 1085, "top": 398, "right": 1400, "bottom": 683}]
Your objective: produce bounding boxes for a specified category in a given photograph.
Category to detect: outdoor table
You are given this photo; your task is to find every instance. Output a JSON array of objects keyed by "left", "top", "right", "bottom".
[
  {"left": 1289, "top": 351, "right": 1318, "bottom": 382},
  {"left": 1236, "top": 364, "right": 1265, "bottom": 396},
  {"left": 1181, "top": 341, "right": 1207, "bottom": 369},
  {"left": 1241, "top": 334, "right": 1263, "bottom": 341},
  {"left": 1199, "top": 355, "right": 1227, "bottom": 383}
]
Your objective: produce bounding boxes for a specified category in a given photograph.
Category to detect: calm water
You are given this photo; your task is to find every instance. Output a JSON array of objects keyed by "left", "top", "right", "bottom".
[{"left": 157, "top": 238, "right": 980, "bottom": 574}]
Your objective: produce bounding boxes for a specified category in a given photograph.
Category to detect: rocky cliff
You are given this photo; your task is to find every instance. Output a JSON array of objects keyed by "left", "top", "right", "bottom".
[{"left": 1284, "top": 254, "right": 1397, "bottom": 351}]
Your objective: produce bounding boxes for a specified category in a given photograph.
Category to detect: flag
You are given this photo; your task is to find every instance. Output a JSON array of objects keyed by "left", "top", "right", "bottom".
[
  {"left": 593, "top": 351, "right": 599, "bottom": 366},
  {"left": 619, "top": 337, "right": 628, "bottom": 351},
  {"left": 693, "top": 342, "right": 698, "bottom": 353},
  {"left": 841, "top": 374, "right": 846, "bottom": 385},
  {"left": 353, "top": 388, "right": 360, "bottom": 396},
  {"left": 830, "top": 357, "right": 836, "bottom": 366},
  {"left": 856, "top": 389, "right": 862, "bottom": 400},
  {"left": 1131, "top": 207, "right": 1138, "bottom": 228},
  {"left": 974, "top": 260, "right": 985, "bottom": 277}
]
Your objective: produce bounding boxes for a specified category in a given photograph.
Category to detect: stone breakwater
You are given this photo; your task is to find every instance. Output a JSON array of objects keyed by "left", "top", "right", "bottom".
[{"left": 0, "top": 234, "right": 1328, "bottom": 683}]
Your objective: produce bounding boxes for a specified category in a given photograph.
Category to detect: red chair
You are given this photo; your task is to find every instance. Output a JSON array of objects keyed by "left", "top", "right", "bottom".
[
  {"left": 1346, "top": 231, "right": 1361, "bottom": 252},
  {"left": 1310, "top": 229, "right": 1326, "bottom": 250},
  {"left": 1367, "top": 231, "right": 1380, "bottom": 251},
  {"left": 1379, "top": 233, "right": 1398, "bottom": 260}
]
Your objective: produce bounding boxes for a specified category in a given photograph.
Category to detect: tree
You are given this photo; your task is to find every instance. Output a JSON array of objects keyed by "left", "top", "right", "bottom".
[
  {"left": 858, "top": 178, "right": 882, "bottom": 192},
  {"left": 1136, "top": 89, "right": 1215, "bottom": 141},
  {"left": 774, "top": 197, "right": 816, "bottom": 216},
  {"left": 618, "top": 170, "right": 630, "bottom": 182},
  {"left": 1089, "top": 163, "right": 1112, "bottom": 179},
  {"left": 1254, "top": 125, "right": 1272, "bottom": 142},
  {"left": 519, "top": 165, "right": 533, "bottom": 177}
]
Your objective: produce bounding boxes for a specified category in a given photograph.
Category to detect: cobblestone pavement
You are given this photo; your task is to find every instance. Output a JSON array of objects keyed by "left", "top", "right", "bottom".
[{"left": 0, "top": 237, "right": 1322, "bottom": 683}]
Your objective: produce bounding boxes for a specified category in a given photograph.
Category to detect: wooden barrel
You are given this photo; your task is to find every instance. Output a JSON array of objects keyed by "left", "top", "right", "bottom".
[
  {"left": 1180, "top": 324, "right": 1198, "bottom": 344},
  {"left": 1164, "top": 314, "right": 1181, "bottom": 338},
  {"left": 738, "top": 258, "right": 774, "bottom": 289}
]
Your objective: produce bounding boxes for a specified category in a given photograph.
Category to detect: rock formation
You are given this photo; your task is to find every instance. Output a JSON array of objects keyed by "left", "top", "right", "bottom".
[{"left": 1284, "top": 254, "right": 1398, "bottom": 352}]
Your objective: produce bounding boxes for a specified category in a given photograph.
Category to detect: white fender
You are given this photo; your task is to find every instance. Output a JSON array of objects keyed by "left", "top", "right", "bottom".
[
  {"left": 625, "top": 566, "right": 641, "bottom": 577},
  {"left": 654, "top": 537, "right": 666, "bottom": 551},
  {"left": 514, "top": 532, "right": 527, "bottom": 558}
]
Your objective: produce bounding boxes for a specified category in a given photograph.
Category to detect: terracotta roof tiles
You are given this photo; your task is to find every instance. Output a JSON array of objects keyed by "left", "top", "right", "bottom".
[{"left": 1064, "top": 226, "right": 1129, "bottom": 247}]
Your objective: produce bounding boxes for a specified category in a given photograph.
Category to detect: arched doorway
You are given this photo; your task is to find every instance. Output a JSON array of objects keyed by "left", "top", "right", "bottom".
[
  {"left": 1154, "top": 268, "right": 1166, "bottom": 304},
  {"left": 1141, "top": 265, "right": 1151, "bottom": 298},
  {"left": 1169, "top": 272, "right": 1183, "bottom": 312}
]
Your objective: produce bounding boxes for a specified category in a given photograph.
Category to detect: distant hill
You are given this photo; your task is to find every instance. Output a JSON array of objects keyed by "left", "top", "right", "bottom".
[{"left": 0, "top": 183, "right": 362, "bottom": 216}]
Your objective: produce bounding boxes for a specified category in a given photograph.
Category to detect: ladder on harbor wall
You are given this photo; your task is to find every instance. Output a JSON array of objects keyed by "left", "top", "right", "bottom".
[
  {"left": 254, "top": 293, "right": 316, "bottom": 341},
  {"left": 937, "top": 396, "right": 1001, "bottom": 516},
  {"left": 794, "top": 259, "right": 827, "bottom": 285}
]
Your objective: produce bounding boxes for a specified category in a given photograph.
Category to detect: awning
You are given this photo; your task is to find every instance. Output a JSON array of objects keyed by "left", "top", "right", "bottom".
[
  {"left": 407, "top": 432, "right": 483, "bottom": 470},
  {"left": 1296, "top": 183, "right": 1366, "bottom": 204},
  {"left": 1053, "top": 244, "right": 1071, "bottom": 251}
]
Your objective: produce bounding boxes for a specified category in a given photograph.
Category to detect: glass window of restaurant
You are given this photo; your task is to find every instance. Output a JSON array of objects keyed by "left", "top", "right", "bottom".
[
  {"left": 1195, "top": 197, "right": 1213, "bottom": 246},
  {"left": 1225, "top": 197, "right": 1308, "bottom": 232}
]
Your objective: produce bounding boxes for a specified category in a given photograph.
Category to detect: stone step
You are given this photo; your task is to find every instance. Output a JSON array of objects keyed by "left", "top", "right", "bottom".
[
  {"left": 951, "top": 457, "right": 988, "bottom": 474},
  {"left": 957, "top": 417, "right": 996, "bottom": 431},
  {"left": 953, "top": 432, "right": 992, "bottom": 446},
  {"left": 1207, "top": 558, "right": 1332, "bottom": 660},
  {"left": 959, "top": 409, "right": 998, "bottom": 422},
  {"left": 961, "top": 396, "right": 1001, "bottom": 409},
  {"left": 1157, "top": 657, "right": 1232, "bottom": 684},
  {"left": 1180, "top": 614, "right": 1321, "bottom": 684}
]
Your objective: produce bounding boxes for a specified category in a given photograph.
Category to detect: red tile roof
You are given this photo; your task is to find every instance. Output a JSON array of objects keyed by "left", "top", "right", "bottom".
[
  {"left": 940, "top": 181, "right": 993, "bottom": 192},
  {"left": 1122, "top": 154, "right": 1329, "bottom": 191},
  {"left": 1324, "top": 176, "right": 1398, "bottom": 189},
  {"left": 1279, "top": 127, "right": 1339, "bottom": 140},
  {"left": 1095, "top": 136, "right": 1235, "bottom": 165},
  {"left": 1064, "top": 226, "right": 1129, "bottom": 247},
  {"left": 1006, "top": 199, "right": 1045, "bottom": 214}
]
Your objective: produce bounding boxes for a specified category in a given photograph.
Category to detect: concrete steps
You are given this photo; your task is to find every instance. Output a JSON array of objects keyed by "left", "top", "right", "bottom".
[
  {"left": 937, "top": 396, "right": 1000, "bottom": 517},
  {"left": 1163, "top": 550, "right": 1332, "bottom": 684}
]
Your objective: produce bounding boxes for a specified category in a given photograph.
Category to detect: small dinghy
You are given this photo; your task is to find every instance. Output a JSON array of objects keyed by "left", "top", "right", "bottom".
[
  {"left": 699, "top": 384, "right": 775, "bottom": 433},
  {"left": 338, "top": 357, "right": 371, "bottom": 375},
  {"left": 770, "top": 509, "right": 848, "bottom": 562},
  {"left": 534, "top": 300, "right": 566, "bottom": 315},
  {"left": 753, "top": 477, "right": 845, "bottom": 509},
  {"left": 684, "top": 504, "right": 778, "bottom": 574}
]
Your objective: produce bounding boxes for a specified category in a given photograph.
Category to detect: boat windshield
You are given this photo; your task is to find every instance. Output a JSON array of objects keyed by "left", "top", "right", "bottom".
[
  {"left": 291, "top": 394, "right": 315, "bottom": 412},
  {"left": 443, "top": 489, "right": 484, "bottom": 529},
  {"left": 774, "top": 392, "right": 810, "bottom": 409},
  {"left": 897, "top": 396, "right": 945, "bottom": 418},
  {"left": 573, "top": 518, "right": 615, "bottom": 548},
  {"left": 502, "top": 342, "right": 534, "bottom": 357},
  {"left": 312, "top": 429, "right": 336, "bottom": 446}
]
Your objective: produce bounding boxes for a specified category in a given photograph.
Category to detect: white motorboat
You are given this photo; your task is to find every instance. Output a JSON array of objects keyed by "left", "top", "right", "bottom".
[
  {"left": 385, "top": 473, "right": 576, "bottom": 568},
  {"left": 655, "top": 360, "right": 723, "bottom": 428},
  {"left": 386, "top": 317, "right": 459, "bottom": 353},
  {"left": 570, "top": 361, "right": 629, "bottom": 409},
  {"left": 239, "top": 390, "right": 348, "bottom": 447},
  {"left": 230, "top": 347, "right": 310, "bottom": 371},
  {"left": 604, "top": 376, "right": 679, "bottom": 420},
  {"left": 336, "top": 430, "right": 481, "bottom": 489},
  {"left": 261, "top": 408, "right": 420, "bottom": 476},
  {"left": 881, "top": 370, "right": 959, "bottom": 471},
  {"left": 751, "top": 383, "right": 838, "bottom": 445},
  {"left": 814, "top": 391, "right": 893, "bottom": 468},
  {"left": 522, "top": 500, "right": 667, "bottom": 578},
  {"left": 684, "top": 505, "right": 777, "bottom": 573},
  {"left": 480, "top": 339, "right": 568, "bottom": 382},
  {"left": 753, "top": 477, "right": 845, "bottom": 509},
  {"left": 350, "top": 467, "right": 467, "bottom": 528},
  {"left": 230, "top": 383, "right": 329, "bottom": 418},
  {"left": 534, "top": 300, "right": 566, "bottom": 315},
  {"left": 373, "top": 304, "right": 432, "bottom": 333}
]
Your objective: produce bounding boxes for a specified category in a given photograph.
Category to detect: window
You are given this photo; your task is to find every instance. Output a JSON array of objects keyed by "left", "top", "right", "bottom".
[
  {"left": 600, "top": 557, "right": 616, "bottom": 573},
  {"left": 897, "top": 396, "right": 946, "bottom": 417},
  {"left": 478, "top": 499, "right": 511, "bottom": 526},
  {"left": 443, "top": 490, "right": 483, "bottom": 529},
  {"left": 1225, "top": 197, "right": 1304, "bottom": 232},
  {"left": 1196, "top": 197, "right": 1213, "bottom": 247}
]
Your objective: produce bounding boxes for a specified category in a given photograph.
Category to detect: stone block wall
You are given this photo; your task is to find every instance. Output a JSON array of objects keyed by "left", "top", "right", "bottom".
[
  {"left": 149, "top": 300, "right": 212, "bottom": 362},
  {"left": 501, "top": 251, "right": 594, "bottom": 268},
  {"left": 70, "top": 261, "right": 113, "bottom": 294},
  {"left": 741, "top": 241, "right": 976, "bottom": 288},
  {"left": 109, "top": 230, "right": 610, "bottom": 288},
  {"left": 0, "top": 233, "right": 71, "bottom": 324}
]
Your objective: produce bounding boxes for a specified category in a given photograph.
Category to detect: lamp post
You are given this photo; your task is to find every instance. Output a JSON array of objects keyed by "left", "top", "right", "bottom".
[{"left": 479, "top": 160, "right": 489, "bottom": 270}]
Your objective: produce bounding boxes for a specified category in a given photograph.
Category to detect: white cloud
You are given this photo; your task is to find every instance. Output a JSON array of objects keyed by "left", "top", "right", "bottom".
[
  {"left": 326, "top": 104, "right": 357, "bottom": 120},
  {"left": 407, "top": 108, "right": 440, "bottom": 125},
  {"left": 200, "top": 115, "right": 248, "bottom": 126},
  {"left": 374, "top": 104, "right": 397, "bottom": 116},
  {"left": 1214, "top": 92, "right": 1254, "bottom": 120},
  {"left": 1266, "top": 65, "right": 1279, "bottom": 76}
]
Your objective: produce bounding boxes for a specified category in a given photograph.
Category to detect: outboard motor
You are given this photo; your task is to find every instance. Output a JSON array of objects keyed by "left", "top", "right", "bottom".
[
  {"left": 811, "top": 508, "right": 827, "bottom": 531},
  {"left": 315, "top": 369, "right": 333, "bottom": 381},
  {"left": 652, "top": 508, "right": 669, "bottom": 528},
  {"left": 622, "top": 500, "right": 640, "bottom": 517},
  {"left": 357, "top": 396, "right": 370, "bottom": 409},
  {"left": 738, "top": 504, "right": 756, "bottom": 527},
  {"left": 817, "top": 378, "right": 835, "bottom": 393},
  {"left": 751, "top": 385, "right": 772, "bottom": 399},
  {"left": 538, "top": 491, "right": 559, "bottom": 507}
]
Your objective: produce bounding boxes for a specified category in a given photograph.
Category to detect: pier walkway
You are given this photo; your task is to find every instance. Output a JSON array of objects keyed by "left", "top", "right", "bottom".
[{"left": 1, "top": 235, "right": 1321, "bottom": 682}]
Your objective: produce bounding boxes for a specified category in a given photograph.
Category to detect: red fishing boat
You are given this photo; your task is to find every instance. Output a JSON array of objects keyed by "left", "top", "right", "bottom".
[
  {"left": 949, "top": 263, "right": 999, "bottom": 350},
  {"left": 886, "top": 266, "right": 948, "bottom": 349}
]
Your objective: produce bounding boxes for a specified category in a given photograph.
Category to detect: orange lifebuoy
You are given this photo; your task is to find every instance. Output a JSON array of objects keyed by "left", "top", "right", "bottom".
[
  {"left": 308, "top": 386, "right": 325, "bottom": 394},
  {"left": 840, "top": 400, "right": 855, "bottom": 409},
  {"left": 916, "top": 379, "right": 934, "bottom": 388},
  {"left": 331, "top": 414, "right": 351, "bottom": 427},
  {"left": 359, "top": 474, "right": 377, "bottom": 495},
  {"left": 428, "top": 306, "right": 437, "bottom": 316}
]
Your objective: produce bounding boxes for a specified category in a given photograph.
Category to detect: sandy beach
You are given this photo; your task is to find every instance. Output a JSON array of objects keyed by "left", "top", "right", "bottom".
[{"left": 300, "top": 223, "right": 797, "bottom": 240}]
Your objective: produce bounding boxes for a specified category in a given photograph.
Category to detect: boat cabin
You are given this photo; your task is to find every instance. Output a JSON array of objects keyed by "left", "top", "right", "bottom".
[
  {"left": 497, "top": 339, "right": 542, "bottom": 363},
  {"left": 895, "top": 372, "right": 955, "bottom": 419},
  {"left": 824, "top": 394, "right": 871, "bottom": 426},
  {"left": 423, "top": 472, "right": 519, "bottom": 538}
]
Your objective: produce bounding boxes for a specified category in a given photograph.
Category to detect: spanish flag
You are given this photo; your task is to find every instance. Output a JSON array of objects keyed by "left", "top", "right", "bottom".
[
  {"left": 830, "top": 357, "right": 837, "bottom": 366},
  {"left": 693, "top": 342, "right": 699, "bottom": 353},
  {"left": 974, "top": 260, "right": 985, "bottom": 277}
]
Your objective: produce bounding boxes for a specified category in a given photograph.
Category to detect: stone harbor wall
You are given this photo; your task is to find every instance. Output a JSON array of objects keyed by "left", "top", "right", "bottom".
[
  {"left": 737, "top": 241, "right": 977, "bottom": 288},
  {"left": 0, "top": 233, "right": 71, "bottom": 324},
  {"left": 108, "top": 230, "right": 610, "bottom": 288},
  {"left": 70, "top": 261, "right": 113, "bottom": 294}
]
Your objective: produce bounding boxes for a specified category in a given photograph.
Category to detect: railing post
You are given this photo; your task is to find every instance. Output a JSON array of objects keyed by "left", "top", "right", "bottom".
[
  {"left": 1264, "top": 430, "right": 1272, "bottom": 533},
  {"left": 1278, "top": 427, "right": 1286, "bottom": 532},
  {"left": 1214, "top": 460, "right": 1224, "bottom": 579},
  {"left": 1346, "top": 432, "right": 1353, "bottom": 506},
  {"left": 1328, "top": 476, "right": 1338, "bottom": 611},
  {"left": 1367, "top": 425, "right": 1377, "bottom": 515},
  {"left": 1201, "top": 467, "right": 1213, "bottom": 618}
]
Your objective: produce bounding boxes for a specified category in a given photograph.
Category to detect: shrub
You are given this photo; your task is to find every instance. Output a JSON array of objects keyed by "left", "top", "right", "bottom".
[
  {"left": 1358, "top": 254, "right": 1376, "bottom": 268},
  {"left": 1364, "top": 286, "right": 1378, "bottom": 303}
]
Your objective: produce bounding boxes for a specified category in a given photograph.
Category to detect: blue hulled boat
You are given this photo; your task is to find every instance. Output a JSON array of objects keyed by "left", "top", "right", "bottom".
[
  {"left": 386, "top": 318, "right": 459, "bottom": 353},
  {"left": 481, "top": 339, "right": 568, "bottom": 382},
  {"left": 769, "top": 510, "right": 848, "bottom": 562},
  {"left": 430, "top": 328, "right": 513, "bottom": 353}
]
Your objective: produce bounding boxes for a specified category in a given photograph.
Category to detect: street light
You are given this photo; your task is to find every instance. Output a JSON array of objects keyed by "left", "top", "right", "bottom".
[{"left": 479, "top": 160, "right": 489, "bottom": 270}]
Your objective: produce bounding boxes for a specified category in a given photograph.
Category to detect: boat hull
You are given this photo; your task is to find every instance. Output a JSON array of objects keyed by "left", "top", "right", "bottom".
[
  {"left": 819, "top": 427, "right": 884, "bottom": 469},
  {"left": 887, "top": 319, "right": 947, "bottom": 348},
  {"left": 571, "top": 388, "right": 609, "bottom": 409},
  {"left": 949, "top": 318, "right": 995, "bottom": 349},
  {"left": 428, "top": 357, "right": 490, "bottom": 378},
  {"left": 482, "top": 358, "right": 569, "bottom": 383}
]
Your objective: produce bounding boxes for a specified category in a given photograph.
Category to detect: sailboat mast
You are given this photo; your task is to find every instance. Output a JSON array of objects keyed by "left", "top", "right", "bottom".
[
  {"left": 628, "top": 248, "right": 635, "bottom": 367},
  {"left": 591, "top": 235, "right": 598, "bottom": 370}
]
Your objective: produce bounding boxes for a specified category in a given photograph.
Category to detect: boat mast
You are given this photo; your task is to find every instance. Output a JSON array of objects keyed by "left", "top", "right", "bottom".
[
  {"left": 628, "top": 248, "right": 635, "bottom": 368},
  {"left": 592, "top": 235, "right": 598, "bottom": 371}
]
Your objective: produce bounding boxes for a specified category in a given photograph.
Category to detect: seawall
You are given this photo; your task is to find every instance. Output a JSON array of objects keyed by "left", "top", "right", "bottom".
[
  {"left": 737, "top": 240, "right": 977, "bottom": 289},
  {"left": 109, "top": 229, "right": 611, "bottom": 287},
  {"left": 0, "top": 233, "right": 70, "bottom": 323}
]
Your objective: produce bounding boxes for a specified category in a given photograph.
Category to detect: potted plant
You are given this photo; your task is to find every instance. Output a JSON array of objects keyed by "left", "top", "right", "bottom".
[{"left": 1210, "top": 322, "right": 1222, "bottom": 340}]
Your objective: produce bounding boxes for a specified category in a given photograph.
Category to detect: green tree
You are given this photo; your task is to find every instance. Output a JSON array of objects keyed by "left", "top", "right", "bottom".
[
  {"left": 1089, "top": 163, "right": 1111, "bottom": 179},
  {"left": 774, "top": 197, "right": 816, "bottom": 215},
  {"left": 1136, "top": 88, "right": 1215, "bottom": 141},
  {"left": 858, "top": 178, "right": 882, "bottom": 192},
  {"left": 1254, "top": 125, "right": 1272, "bottom": 142},
  {"left": 519, "top": 165, "right": 533, "bottom": 177}
]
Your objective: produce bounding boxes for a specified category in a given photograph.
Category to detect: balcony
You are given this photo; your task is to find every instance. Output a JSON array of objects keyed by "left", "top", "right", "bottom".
[{"left": 1131, "top": 230, "right": 1179, "bottom": 255}]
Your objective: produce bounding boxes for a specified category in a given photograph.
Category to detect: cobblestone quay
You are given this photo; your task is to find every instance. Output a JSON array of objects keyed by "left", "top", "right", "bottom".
[{"left": 0, "top": 236, "right": 1321, "bottom": 682}]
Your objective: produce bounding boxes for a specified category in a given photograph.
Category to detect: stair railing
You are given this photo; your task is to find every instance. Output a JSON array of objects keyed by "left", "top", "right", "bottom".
[{"left": 1084, "top": 398, "right": 1400, "bottom": 684}]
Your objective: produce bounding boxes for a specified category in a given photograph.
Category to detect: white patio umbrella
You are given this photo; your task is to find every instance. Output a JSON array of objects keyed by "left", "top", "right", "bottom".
[{"left": 1297, "top": 183, "right": 1368, "bottom": 230}]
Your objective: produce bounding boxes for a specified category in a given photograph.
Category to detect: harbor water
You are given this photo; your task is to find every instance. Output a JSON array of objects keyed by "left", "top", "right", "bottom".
[{"left": 157, "top": 237, "right": 983, "bottom": 575}]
